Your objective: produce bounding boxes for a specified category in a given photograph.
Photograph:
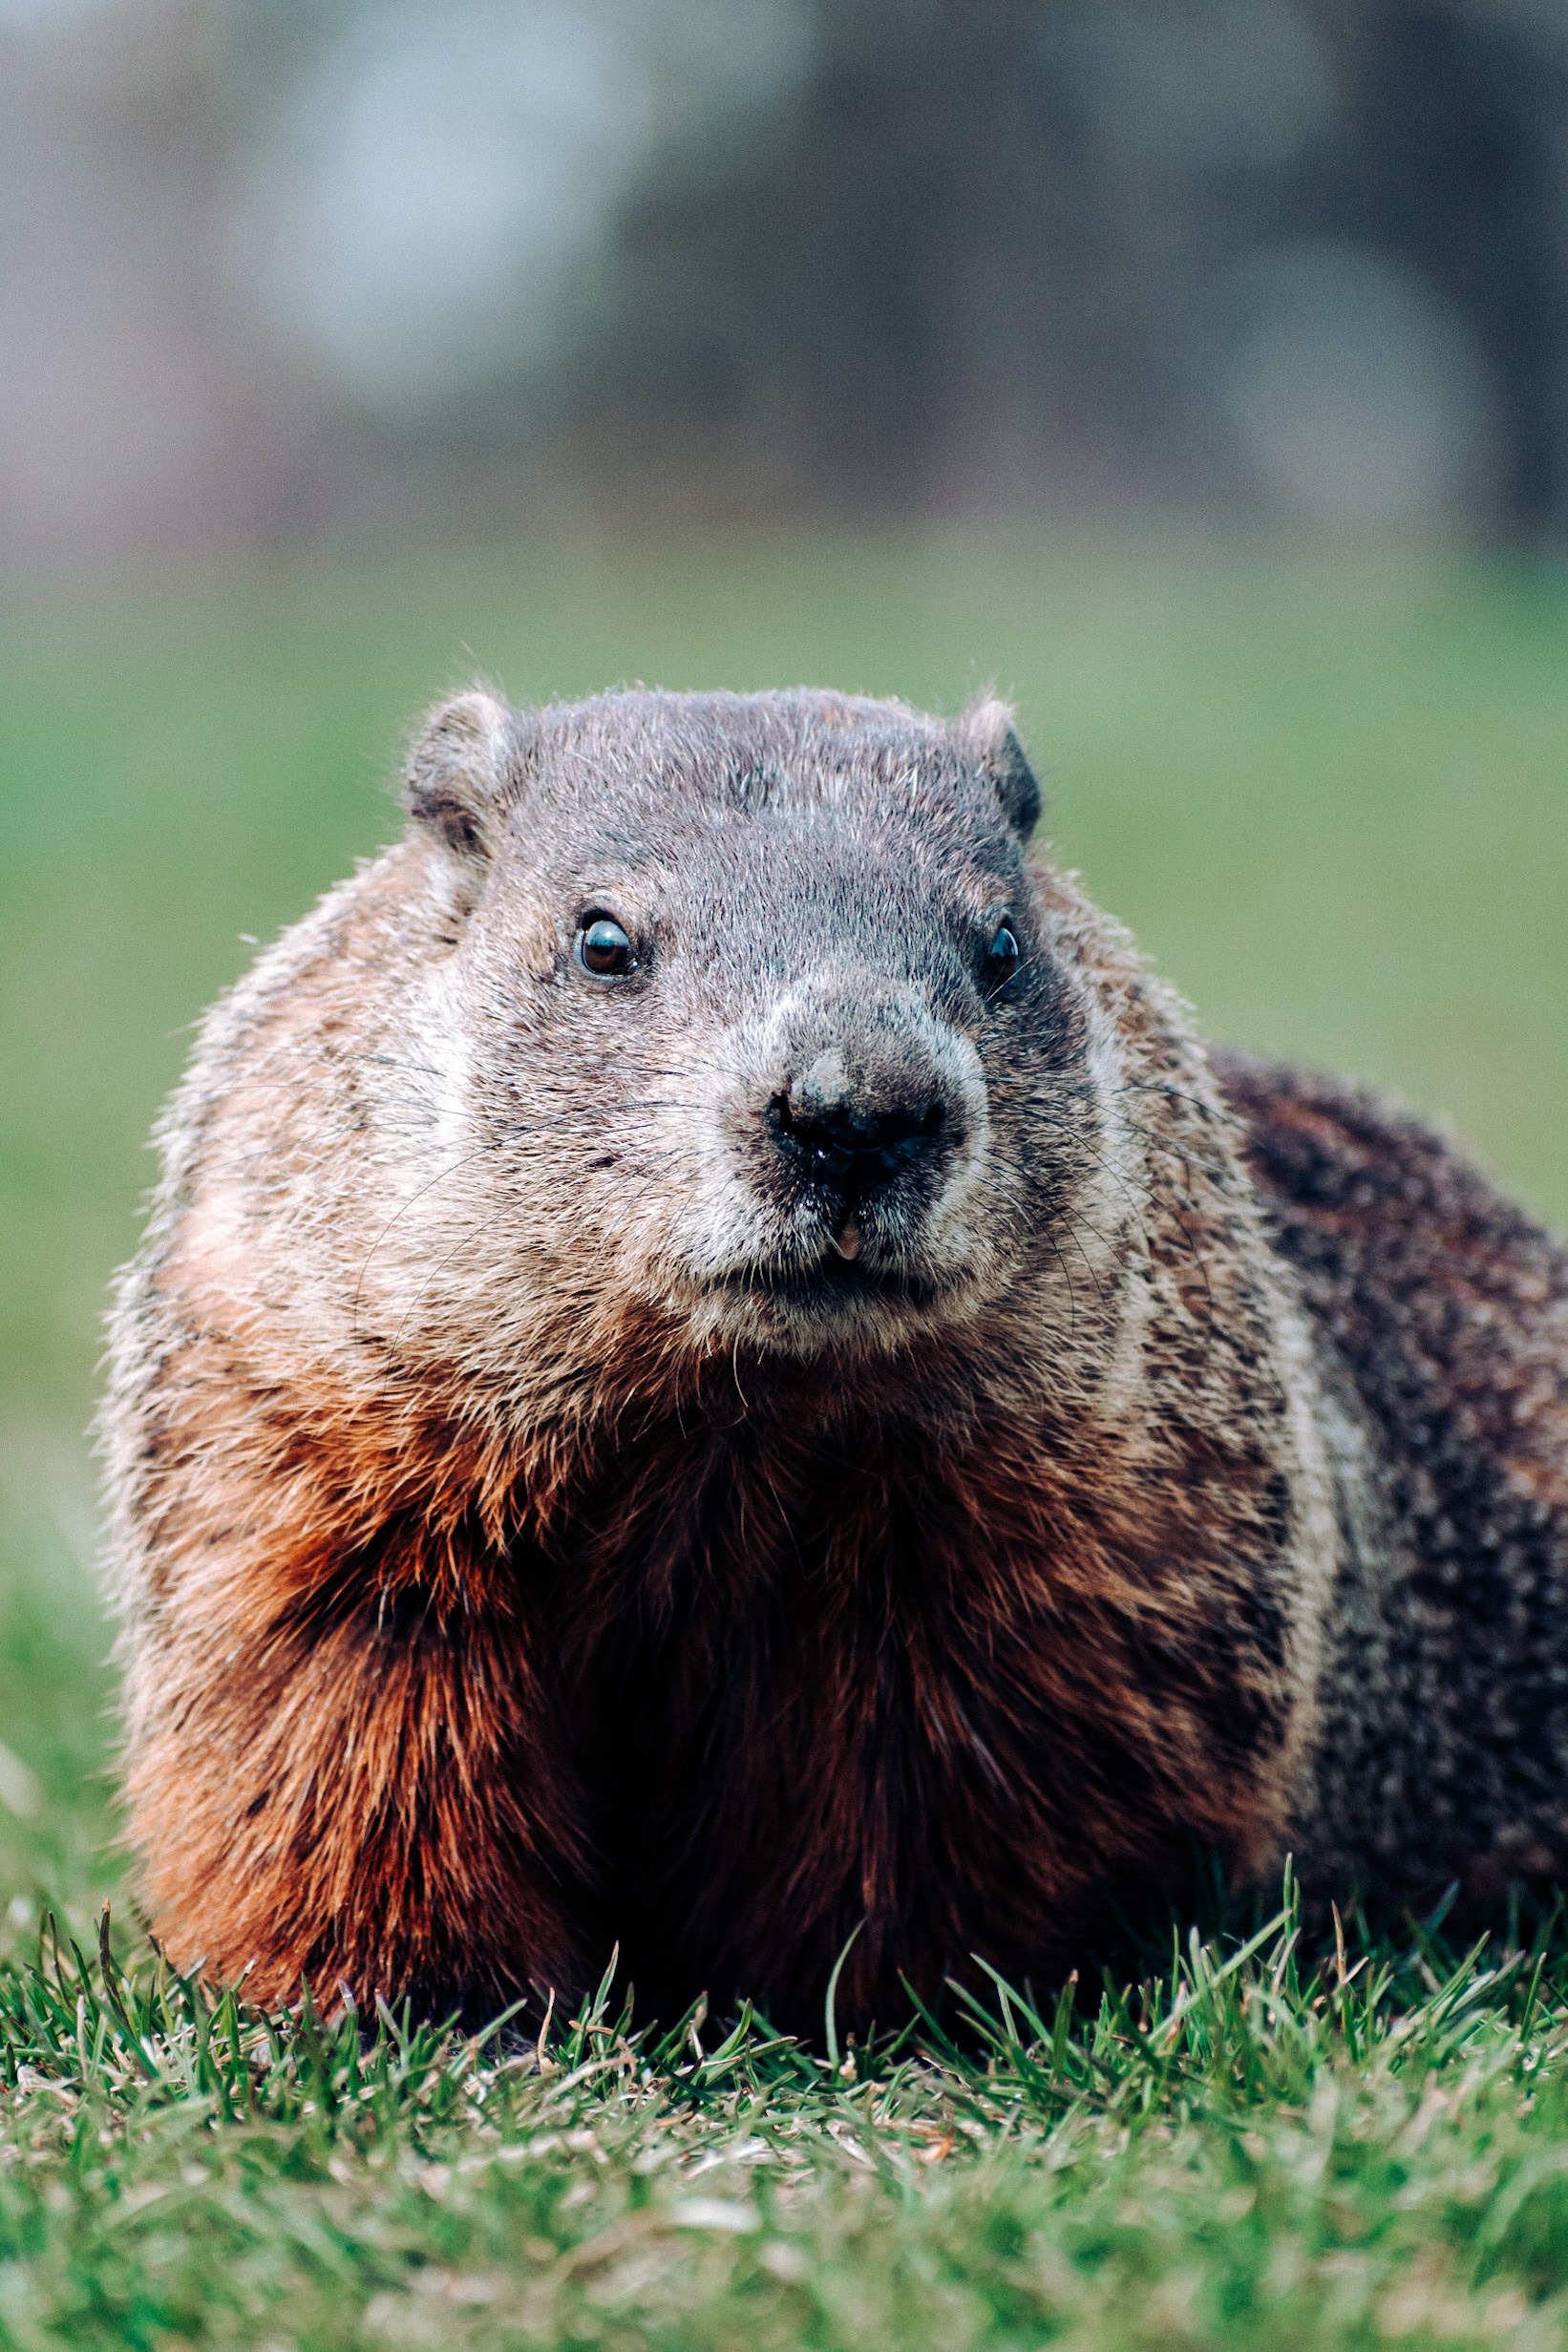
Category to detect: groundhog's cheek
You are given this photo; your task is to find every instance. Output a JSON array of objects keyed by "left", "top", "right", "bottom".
[
  {"left": 169, "top": 1191, "right": 264, "bottom": 1329},
  {"left": 667, "top": 1111, "right": 780, "bottom": 1273}
]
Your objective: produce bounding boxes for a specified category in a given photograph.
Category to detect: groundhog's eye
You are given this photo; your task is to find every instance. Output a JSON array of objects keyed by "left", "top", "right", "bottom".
[
  {"left": 576, "top": 913, "right": 638, "bottom": 979},
  {"left": 984, "top": 921, "right": 1021, "bottom": 987}
]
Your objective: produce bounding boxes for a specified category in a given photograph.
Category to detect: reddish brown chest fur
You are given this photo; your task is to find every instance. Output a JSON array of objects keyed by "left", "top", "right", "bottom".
[
  {"left": 524, "top": 1375, "right": 1295, "bottom": 2033},
  {"left": 119, "top": 1278, "right": 1303, "bottom": 2036}
]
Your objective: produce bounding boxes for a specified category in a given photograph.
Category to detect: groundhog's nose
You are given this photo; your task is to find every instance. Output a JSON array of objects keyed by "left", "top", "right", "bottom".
[{"left": 771, "top": 1075, "right": 947, "bottom": 1195}]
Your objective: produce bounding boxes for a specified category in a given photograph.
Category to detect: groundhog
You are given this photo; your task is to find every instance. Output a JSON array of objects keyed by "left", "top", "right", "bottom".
[{"left": 101, "top": 687, "right": 1568, "bottom": 2035}]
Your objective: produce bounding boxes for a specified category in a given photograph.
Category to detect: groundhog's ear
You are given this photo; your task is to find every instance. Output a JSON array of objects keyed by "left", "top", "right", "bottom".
[
  {"left": 956, "top": 697, "right": 1042, "bottom": 840},
  {"left": 402, "top": 690, "right": 519, "bottom": 861}
]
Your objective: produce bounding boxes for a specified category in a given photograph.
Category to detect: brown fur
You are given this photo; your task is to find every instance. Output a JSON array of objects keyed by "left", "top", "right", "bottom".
[{"left": 101, "top": 687, "right": 1568, "bottom": 2033}]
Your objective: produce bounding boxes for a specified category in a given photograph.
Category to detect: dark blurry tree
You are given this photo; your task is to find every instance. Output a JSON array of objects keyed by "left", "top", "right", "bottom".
[
  {"left": 585, "top": 0, "right": 1568, "bottom": 537},
  {"left": 1317, "top": 0, "right": 1568, "bottom": 535}
]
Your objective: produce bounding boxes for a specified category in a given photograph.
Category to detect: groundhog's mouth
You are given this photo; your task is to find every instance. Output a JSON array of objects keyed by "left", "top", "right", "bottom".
[{"left": 718, "top": 1252, "right": 942, "bottom": 1311}]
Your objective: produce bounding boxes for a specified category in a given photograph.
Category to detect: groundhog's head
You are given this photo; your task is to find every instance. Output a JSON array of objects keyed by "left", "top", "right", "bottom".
[{"left": 392, "top": 687, "right": 1121, "bottom": 1382}]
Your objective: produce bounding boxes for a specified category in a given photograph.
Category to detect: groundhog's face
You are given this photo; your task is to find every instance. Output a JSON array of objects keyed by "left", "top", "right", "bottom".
[{"left": 403, "top": 688, "right": 1116, "bottom": 1371}]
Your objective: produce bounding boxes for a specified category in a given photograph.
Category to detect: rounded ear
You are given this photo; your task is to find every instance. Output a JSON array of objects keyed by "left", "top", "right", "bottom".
[
  {"left": 402, "top": 689, "right": 519, "bottom": 861},
  {"left": 956, "top": 696, "right": 1042, "bottom": 840}
]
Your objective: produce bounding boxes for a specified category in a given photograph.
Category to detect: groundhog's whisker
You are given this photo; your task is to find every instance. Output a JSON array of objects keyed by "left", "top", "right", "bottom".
[
  {"left": 494, "top": 1097, "right": 711, "bottom": 1137},
  {"left": 350, "top": 1144, "right": 498, "bottom": 1339},
  {"left": 986, "top": 1082, "right": 1237, "bottom": 1185},
  {"left": 999, "top": 1107, "right": 1166, "bottom": 1257},
  {"left": 1007, "top": 1102, "right": 1220, "bottom": 1311}
]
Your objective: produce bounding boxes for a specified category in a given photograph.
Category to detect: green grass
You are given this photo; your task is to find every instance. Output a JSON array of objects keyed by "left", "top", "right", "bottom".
[
  {"left": 3, "top": 1886, "right": 1568, "bottom": 2347},
  {"left": 1, "top": 535, "right": 1566, "bottom": 2344}
]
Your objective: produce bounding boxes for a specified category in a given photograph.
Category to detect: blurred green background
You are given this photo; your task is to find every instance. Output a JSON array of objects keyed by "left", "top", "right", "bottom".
[{"left": 1, "top": 534, "right": 1566, "bottom": 1925}]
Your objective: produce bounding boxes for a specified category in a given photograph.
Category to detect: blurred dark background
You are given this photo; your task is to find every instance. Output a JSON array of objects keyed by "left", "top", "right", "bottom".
[{"left": 5, "top": 0, "right": 1568, "bottom": 576}]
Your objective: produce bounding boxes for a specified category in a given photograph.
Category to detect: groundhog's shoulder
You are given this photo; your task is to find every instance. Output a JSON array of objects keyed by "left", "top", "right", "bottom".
[
  {"left": 1213, "top": 1048, "right": 1568, "bottom": 1325},
  {"left": 1214, "top": 1043, "right": 1568, "bottom": 1600}
]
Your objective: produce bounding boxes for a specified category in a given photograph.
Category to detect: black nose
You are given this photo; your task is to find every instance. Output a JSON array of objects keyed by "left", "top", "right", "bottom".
[{"left": 773, "top": 1090, "right": 946, "bottom": 1194}]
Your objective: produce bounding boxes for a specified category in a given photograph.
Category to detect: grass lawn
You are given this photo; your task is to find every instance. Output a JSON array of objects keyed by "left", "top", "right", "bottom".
[{"left": 0, "top": 534, "right": 1566, "bottom": 2345}]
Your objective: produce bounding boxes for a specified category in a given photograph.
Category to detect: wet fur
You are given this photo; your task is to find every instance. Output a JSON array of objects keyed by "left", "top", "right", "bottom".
[{"left": 101, "top": 689, "right": 1568, "bottom": 2032}]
